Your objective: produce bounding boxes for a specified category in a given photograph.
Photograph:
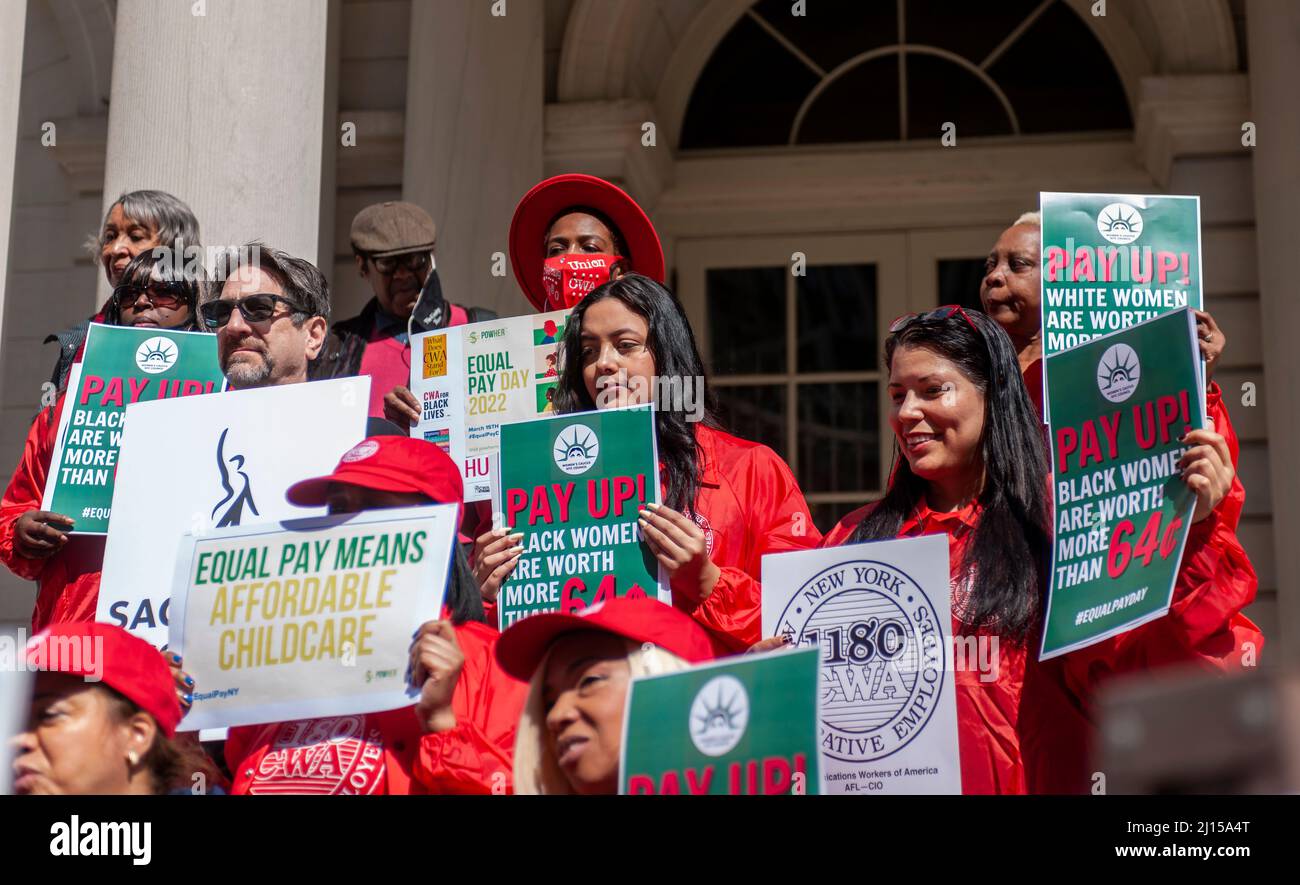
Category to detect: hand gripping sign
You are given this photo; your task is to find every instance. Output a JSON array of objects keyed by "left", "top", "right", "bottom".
[
  {"left": 762, "top": 535, "right": 962, "bottom": 794},
  {"left": 168, "top": 504, "right": 458, "bottom": 731}
]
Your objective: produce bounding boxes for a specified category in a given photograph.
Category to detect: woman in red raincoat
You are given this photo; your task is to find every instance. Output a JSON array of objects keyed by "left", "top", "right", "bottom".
[
  {"left": 980, "top": 211, "right": 1246, "bottom": 529},
  {"left": 538, "top": 273, "right": 820, "bottom": 651},
  {"left": 822, "top": 306, "right": 1260, "bottom": 794},
  {"left": 0, "top": 249, "right": 206, "bottom": 629},
  {"left": 220, "top": 436, "right": 528, "bottom": 795}
]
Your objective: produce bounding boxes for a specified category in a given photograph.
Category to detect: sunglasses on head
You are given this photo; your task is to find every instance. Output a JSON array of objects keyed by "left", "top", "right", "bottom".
[
  {"left": 370, "top": 252, "right": 430, "bottom": 275},
  {"left": 112, "top": 281, "right": 191, "bottom": 311},
  {"left": 888, "top": 304, "right": 981, "bottom": 335},
  {"left": 199, "top": 293, "right": 308, "bottom": 330}
]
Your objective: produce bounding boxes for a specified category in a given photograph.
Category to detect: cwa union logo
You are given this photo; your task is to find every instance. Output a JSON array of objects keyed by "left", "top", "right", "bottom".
[{"left": 135, "top": 336, "right": 178, "bottom": 374}]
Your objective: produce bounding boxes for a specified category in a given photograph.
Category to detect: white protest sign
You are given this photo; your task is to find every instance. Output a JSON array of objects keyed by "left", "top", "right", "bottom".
[
  {"left": 169, "top": 503, "right": 456, "bottom": 731},
  {"left": 762, "top": 534, "right": 962, "bottom": 794},
  {"left": 98, "top": 377, "right": 370, "bottom": 648},
  {"left": 410, "top": 308, "right": 569, "bottom": 503}
]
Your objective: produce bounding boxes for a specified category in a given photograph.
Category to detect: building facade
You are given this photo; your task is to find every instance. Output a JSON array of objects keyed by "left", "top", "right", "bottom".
[{"left": 0, "top": 0, "right": 1296, "bottom": 664}]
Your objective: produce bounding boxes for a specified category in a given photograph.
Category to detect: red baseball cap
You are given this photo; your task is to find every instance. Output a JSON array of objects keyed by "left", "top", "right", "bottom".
[
  {"left": 509, "top": 173, "right": 665, "bottom": 312},
  {"left": 25, "top": 622, "right": 182, "bottom": 737},
  {"left": 495, "top": 596, "right": 728, "bottom": 681},
  {"left": 285, "top": 436, "right": 468, "bottom": 539}
]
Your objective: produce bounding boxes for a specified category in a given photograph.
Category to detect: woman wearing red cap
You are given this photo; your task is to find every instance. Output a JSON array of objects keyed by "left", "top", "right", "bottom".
[
  {"left": 495, "top": 596, "right": 725, "bottom": 795},
  {"left": 220, "top": 436, "right": 528, "bottom": 795},
  {"left": 0, "top": 250, "right": 209, "bottom": 631},
  {"left": 821, "top": 307, "right": 1260, "bottom": 794},
  {"left": 13, "top": 622, "right": 199, "bottom": 794}
]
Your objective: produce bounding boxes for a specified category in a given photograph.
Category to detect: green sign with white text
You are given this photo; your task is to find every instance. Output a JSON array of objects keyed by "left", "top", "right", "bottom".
[
  {"left": 42, "top": 324, "right": 223, "bottom": 533},
  {"left": 620, "top": 648, "right": 822, "bottom": 795},
  {"left": 494, "top": 405, "right": 665, "bottom": 628},
  {"left": 1041, "top": 308, "right": 1204, "bottom": 659}
]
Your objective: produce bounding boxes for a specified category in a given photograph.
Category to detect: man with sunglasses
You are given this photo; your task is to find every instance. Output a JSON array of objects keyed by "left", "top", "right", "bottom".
[
  {"left": 202, "top": 243, "right": 330, "bottom": 390},
  {"left": 310, "top": 201, "right": 495, "bottom": 417}
]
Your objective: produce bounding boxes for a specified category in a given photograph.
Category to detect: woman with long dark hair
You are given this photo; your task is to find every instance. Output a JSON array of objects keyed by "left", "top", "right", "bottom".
[
  {"left": 823, "top": 307, "right": 1261, "bottom": 793},
  {"left": 508, "top": 273, "right": 820, "bottom": 650}
]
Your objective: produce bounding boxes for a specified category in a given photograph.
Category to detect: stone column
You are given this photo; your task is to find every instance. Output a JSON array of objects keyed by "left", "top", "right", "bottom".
[
  {"left": 402, "top": 0, "right": 543, "bottom": 318},
  {"left": 100, "top": 0, "right": 336, "bottom": 306},
  {"left": 1247, "top": 0, "right": 1300, "bottom": 666}
]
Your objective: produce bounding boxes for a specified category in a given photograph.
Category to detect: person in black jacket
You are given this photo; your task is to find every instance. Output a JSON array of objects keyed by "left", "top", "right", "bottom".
[{"left": 309, "top": 201, "right": 496, "bottom": 417}]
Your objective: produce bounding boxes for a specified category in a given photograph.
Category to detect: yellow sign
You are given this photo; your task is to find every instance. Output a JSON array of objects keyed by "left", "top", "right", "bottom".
[{"left": 422, "top": 333, "right": 447, "bottom": 379}]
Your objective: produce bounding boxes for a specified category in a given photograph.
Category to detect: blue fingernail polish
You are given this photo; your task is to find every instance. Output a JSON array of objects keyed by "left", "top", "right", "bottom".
[
  {"left": 183, "top": 693, "right": 193, "bottom": 705},
  {"left": 184, "top": 676, "right": 194, "bottom": 687}
]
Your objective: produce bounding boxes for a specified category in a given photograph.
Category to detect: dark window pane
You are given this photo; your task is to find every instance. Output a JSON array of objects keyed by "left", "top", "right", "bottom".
[
  {"left": 989, "top": 2, "right": 1132, "bottom": 133},
  {"left": 752, "top": 0, "right": 898, "bottom": 74},
  {"left": 715, "top": 385, "right": 787, "bottom": 460},
  {"left": 706, "top": 268, "right": 785, "bottom": 375},
  {"left": 797, "top": 382, "right": 880, "bottom": 493},
  {"left": 937, "top": 258, "right": 987, "bottom": 311},
  {"left": 905, "top": 0, "right": 1045, "bottom": 66},
  {"left": 906, "top": 53, "right": 1013, "bottom": 139},
  {"left": 797, "top": 56, "right": 900, "bottom": 144},
  {"left": 797, "top": 264, "right": 878, "bottom": 372},
  {"left": 680, "top": 15, "right": 819, "bottom": 149}
]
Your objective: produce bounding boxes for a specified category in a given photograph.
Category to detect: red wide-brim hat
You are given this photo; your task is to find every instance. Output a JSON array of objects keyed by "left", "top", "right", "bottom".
[{"left": 508, "top": 173, "right": 665, "bottom": 311}]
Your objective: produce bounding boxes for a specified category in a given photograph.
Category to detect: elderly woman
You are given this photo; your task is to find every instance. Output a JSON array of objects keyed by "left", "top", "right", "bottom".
[
  {"left": 0, "top": 249, "right": 208, "bottom": 629},
  {"left": 13, "top": 622, "right": 189, "bottom": 794},
  {"left": 980, "top": 211, "right": 1246, "bottom": 532}
]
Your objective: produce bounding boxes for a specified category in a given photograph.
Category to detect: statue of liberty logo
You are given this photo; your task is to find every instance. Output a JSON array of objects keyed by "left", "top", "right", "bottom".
[{"left": 212, "top": 427, "right": 260, "bottom": 527}]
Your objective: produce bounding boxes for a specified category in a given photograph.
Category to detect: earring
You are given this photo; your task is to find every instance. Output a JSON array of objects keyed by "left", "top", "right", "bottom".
[{"left": 127, "top": 750, "right": 139, "bottom": 766}]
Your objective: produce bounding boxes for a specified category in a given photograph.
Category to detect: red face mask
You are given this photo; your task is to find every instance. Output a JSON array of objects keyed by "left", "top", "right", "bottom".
[{"left": 541, "top": 254, "right": 622, "bottom": 311}]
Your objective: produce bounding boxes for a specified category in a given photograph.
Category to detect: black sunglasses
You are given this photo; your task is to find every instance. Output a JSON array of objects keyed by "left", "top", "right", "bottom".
[
  {"left": 112, "top": 281, "right": 191, "bottom": 310},
  {"left": 200, "top": 293, "right": 308, "bottom": 330},
  {"left": 370, "top": 252, "right": 430, "bottom": 275}
]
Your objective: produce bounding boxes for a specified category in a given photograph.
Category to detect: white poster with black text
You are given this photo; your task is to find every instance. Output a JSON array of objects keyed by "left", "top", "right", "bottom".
[
  {"left": 762, "top": 535, "right": 962, "bottom": 794},
  {"left": 98, "top": 377, "right": 370, "bottom": 649}
]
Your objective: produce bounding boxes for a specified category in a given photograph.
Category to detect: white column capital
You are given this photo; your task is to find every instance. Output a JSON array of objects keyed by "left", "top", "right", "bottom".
[
  {"left": 1134, "top": 74, "right": 1252, "bottom": 188},
  {"left": 544, "top": 100, "right": 674, "bottom": 212}
]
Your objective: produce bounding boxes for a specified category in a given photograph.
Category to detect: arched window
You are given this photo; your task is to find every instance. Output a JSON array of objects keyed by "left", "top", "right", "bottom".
[{"left": 681, "top": 0, "right": 1132, "bottom": 149}]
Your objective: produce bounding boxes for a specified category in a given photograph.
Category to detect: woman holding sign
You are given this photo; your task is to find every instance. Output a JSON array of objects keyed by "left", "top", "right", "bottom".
[
  {"left": 822, "top": 307, "right": 1260, "bottom": 794},
  {"left": 0, "top": 250, "right": 207, "bottom": 630},
  {"left": 979, "top": 211, "right": 1246, "bottom": 529},
  {"left": 521, "top": 274, "right": 820, "bottom": 651},
  {"left": 381, "top": 174, "right": 667, "bottom": 594},
  {"left": 496, "top": 596, "right": 724, "bottom": 794},
  {"left": 220, "top": 436, "right": 528, "bottom": 795}
]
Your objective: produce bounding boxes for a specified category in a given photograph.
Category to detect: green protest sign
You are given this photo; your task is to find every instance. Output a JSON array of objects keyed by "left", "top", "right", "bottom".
[
  {"left": 620, "top": 648, "right": 821, "bottom": 795},
  {"left": 42, "top": 324, "right": 224, "bottom": 533},
  {"left": 1041, "top": 308, "right": 1204, "bottom": 660},
  {"left": 494, "top": 405, "right": 666, "bottom": 628}
]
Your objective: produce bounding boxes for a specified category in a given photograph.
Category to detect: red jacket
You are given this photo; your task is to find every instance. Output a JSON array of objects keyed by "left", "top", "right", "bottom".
[
  {"left": 224, "top": 618, "right": 528, "bottom": 795},
  {"left": 823, "top": 495, "right": 1260, "bottom": 794},
  {"left": 0, "top": 394, "right": 104, "bottom": 630},
  {"left": 670, "top": 425, "right": 821, "bottom": 650}
]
